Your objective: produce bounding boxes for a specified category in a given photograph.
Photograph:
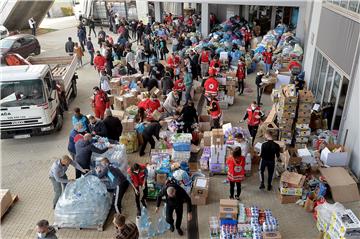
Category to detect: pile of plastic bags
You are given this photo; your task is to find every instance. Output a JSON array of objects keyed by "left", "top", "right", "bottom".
[
  {"left": 136, "top": 206, "right": 171, "bottom": 238},
  {"left": 92, "top": 144, "right": 128, "bottom": 175},
  {"left": 54, "top": 175, "right": 112, "bottom": 229},
  {"left": 120, "top": 131, "right": 138, "bottom": 153}
]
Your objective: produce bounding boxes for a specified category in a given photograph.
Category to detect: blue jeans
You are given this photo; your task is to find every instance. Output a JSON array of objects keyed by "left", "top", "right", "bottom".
[
  {"left": 50, "top": 175, "right": 68, "bottom": 209},
  {"left": 172, "top": 44, "right": 178, "bottom": 53},
  {"left": 265, "top": 63, "right": 272, "bottom": 74}
]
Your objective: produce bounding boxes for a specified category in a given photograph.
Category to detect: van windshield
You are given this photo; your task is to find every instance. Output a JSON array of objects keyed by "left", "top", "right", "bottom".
[{"left": 0, "top": 79, "right": 46, "bottom": 107}]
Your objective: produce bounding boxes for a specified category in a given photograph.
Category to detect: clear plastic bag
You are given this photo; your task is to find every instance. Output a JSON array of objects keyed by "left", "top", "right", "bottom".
[
  {"left": 92, "top": 144, "right": 128, "bottom": 175},
  {"left": 54, "top": 175, "right": 112, "bottom": 228},
  {"left": 316, "top": 202, "right": 346, "bottom": 223}
]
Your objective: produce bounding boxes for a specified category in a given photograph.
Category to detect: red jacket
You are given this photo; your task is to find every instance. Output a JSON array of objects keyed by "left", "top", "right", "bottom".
[
  {"left": 94, "top": 55, "right": 106, "bottom": 71},
  {"left": 128, "top": 164, "right": 147, "bottom": 188},
  {"left": 227, "top": 156, "right": 245, "bottom": 182},
  {"left": 209, "top": 100, "right": 221, "bottom": 119},
  {"left": 237, "top": 62, "right": 246, "bottom": 80},
  {"left": 93, "top": 90, "right": 109, "bottom": 109},
  {"left": 210, "top": 59, "right": 221, "bottom": 68},
  {"left": 262, "top": 51, "right": 273, "bottom": 64},
  {"left": 244, "top": 30, "right": 252, "bottom": 42},
  {"left": 246, "top": 106, "right": 261, "bottom": 126},
  {"left": 167, "top": 55, "right": 180, "bottom": 68},
  {"left": 173, "top": 79, "right": 185, "bottom": 91},
  {"left": 204, "top": 77, "right": 219, "bottom": 95},
  {"left": 200, "top": 51, "right": 210, "bottom": 63},
  {"left": 288, "top": 60, "right": 302, "bottom": 71}
]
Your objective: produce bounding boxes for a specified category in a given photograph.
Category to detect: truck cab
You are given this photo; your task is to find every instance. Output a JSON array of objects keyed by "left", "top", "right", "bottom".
[{"left": 0, "top": 65, "right": 63, "bottom": 139}]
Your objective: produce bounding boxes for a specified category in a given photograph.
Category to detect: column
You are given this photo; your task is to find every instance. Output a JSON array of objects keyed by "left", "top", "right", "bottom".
[
  {"left": 154, "top": 1, "right": 161, "bottom": 23},
  {"left": 296, "top": 5, "right": 306, "bottom": 44},
  {"left": 242, "top": 5, "right": 250, "bottom": 21},
  {"left": 201, "top": 3, "right": 209, "bottom": 37},
  {"left": 270, "top": 6, "right": 276, "bottom": 29},
  {"left": 136, "top": 0, "right": 149, "bottom": 23}
]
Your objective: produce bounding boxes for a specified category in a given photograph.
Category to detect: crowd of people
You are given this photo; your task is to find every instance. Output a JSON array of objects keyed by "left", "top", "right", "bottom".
[{"left": 38, "top": 9, "right": 298, "bottom": 239}]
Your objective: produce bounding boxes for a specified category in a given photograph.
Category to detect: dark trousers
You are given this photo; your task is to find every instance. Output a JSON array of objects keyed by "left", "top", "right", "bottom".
[
  {"left": 257, "top": 86, "right": 263, "bottom": 105},
  {"left": 127, "top": 63, "right": 137, "bottom": 75},
  {"left": 213, "top": 116, "right": 221, "bottom": 129},
  {"left": 160, "top": 50, "right": 166, "bottom": 60},
  {"left": 183, "top": 122, "right": 194, "bottom": 133},
  {"left": 260, "top": 160, "right": 275, "bottom": 187},
  {"left": 88, "top": 27, "right": 96, "bottom": 37},
  {"left": 114, "top": 181, "right": 129, "bottom": 214},
  {"left": 140, "top": 135, "right": 155, "bottom": 155},
  {"left": 229, "top": 181, "right": 241, "bottom": 198},
  {"left": 166, "top": 203, "right": 183, "bottom": 229},
  {"left": 31, "top": 27, "right": 36, "bottom": 36},
  {"left": 135, "top": 185, "right": 148, "bottom": 214},
  {"left": 248, "top": 125, "right": 258, "bottom": 145},
  {"left": 89, "top": 51, "right": 94, "bottom": 65},
  {"left": 137, "top": 32, "right": 143, "bottom": 44},
  {"left": 138, "top": 61, "right": 145, "bottom": 74},
  {"left": 79, "top": 39, "right": 86, "bottom": 51},
  {"left": 238, "top": 79, "right": 244, "bottom": 94}
]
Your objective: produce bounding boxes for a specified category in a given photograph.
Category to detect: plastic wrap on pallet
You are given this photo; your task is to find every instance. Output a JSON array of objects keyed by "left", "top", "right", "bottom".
[
  {"left": 54, "top": 175, "right": 112, "bottom": 229},
  {"left": 92, "top": 144, "right": 128, "bottom": 175},
  {"left": 172, "top": 150, "right": 191, "bottom": 162},
  {"left": 170, "top": 133, "right": 192, "bottom": 144}
]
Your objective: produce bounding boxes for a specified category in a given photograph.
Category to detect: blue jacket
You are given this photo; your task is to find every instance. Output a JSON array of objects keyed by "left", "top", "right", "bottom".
[
  {"left": 72, "top": 115, "right": 89, "bottom": 133},
  {"left": 67, "top": 129, "right": 78, "bottom": 154},
  {"left": 77, "top": 28, "right": 86, "bottom": 41}
]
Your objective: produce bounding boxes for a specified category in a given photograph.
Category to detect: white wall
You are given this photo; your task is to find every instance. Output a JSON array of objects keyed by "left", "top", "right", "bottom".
[
  {"left": 209, "top": 4, "right": 241, "bottom": 23},
  {"left": 303, "top": 0, "right": 322, "bottom": 87},
  {"left": 340, "top": 62, "right": 360, "bottom": 178}
]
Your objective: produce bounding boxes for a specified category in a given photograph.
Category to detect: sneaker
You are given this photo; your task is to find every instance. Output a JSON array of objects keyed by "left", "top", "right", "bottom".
[
  {"left": 170, "top": 224, "right": 175, "bottom": 232},
  {"left": 238, "top": 92, "right": 242, "bottom": 96},
  {"left": 235, "top": 196, "right": 240, "bottom": 201},
  {"left": 229, "top": 196, "right": 234, "bottom": 199},
  {"left": 177, "top": 228, "right": 184, "bottom": 236},
  {"left": 267, "top": 185, "right": 273, "bottom": 191},
  {"left": 259, "top": 184, "right": 265, "bottom": 190},
  {"left": 139, "top": 152, "right": 145, "bottom": 157}
]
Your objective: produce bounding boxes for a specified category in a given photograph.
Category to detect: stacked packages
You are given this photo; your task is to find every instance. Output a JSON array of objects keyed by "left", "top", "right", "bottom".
[
  {"left": 295, "top": 90, "right": 315, "bottom": 149},
  {"left": 171, "top": 133, "right": 192, "bottom": 162}
]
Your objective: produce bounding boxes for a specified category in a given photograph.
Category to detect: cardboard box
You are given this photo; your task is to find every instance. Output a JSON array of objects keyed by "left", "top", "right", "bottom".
[
  {"left": 111, "top": 110, "right": 126, "bottom": 120},
  {"left": 263, "top": 122, "right": 279, "bottom": 139},
  {"left": 0, "top": 189, "right": 13, "bottom": 217},
  {"left": 189, "top": 162, "right": 199, "bottom": 172},
  {"left": 297, "top": 148, "right": 314, "bottom": 164},
  {"left": 150, "top": 87, "right": 162, "bottom": 98},
  {"left": 227, "top": 87, "right": 236, "bottom": 96},
  {"left": 191, "top": 194, "right": 207, "bottom": 205},
  {"left": 123, "top": 94, "right": 138, "bottom": 108},
  {"left": 192, "top": 177, "right": 209, "bottom": 197},
  {"left": 274, "top": 141, "right": 287, "bottom": 153},
  {"left": 219, "top": 199, "right": 238, "bottom": 220},
  {"left": 280, "top": 171, "right": 306, "bottom": 188},
  {"left": 331, "top": 209, "right": 360, "bottom": 237},
  {"left": 110, "top": 78, "right": 121, "bottom": 87},
  {"left": 156, "top": 173, "right": 167, "bottom": 185},
  {"left": 297, "top": 110, "right": 311, "bottom": 118},
  {"left": 199, "top": 115, "right": 211, "bottom": 132},
  {"left": 114, "top": 96, "right": 124, "bottom": 110},
  {"left": 299, "top": 90, "right": 314, "bottom": 103},
  {"left": 209, "top": 163, "right": 225, "bottom": 173},
  {"left": 320, "top": 144, "right": 350, "bottom": 167},
  {"left": 282, "top": 149, "right": 302, "bottom": 168},
  {"left": 212, "top": 129, "right": 225, "bottom": 145},
  {"left": 262, "top": 231, "right": 282, "bottom": 239},
  {"left": 297, "top": 117, "right": 311, "bottom": 124},
  {"left": 320, "top": 167, "right": 360, "bottom": 203},
  {"left": 122, "top": 118, "right": 135, "bottom": 132},
  {"left": 279, "top": 194, "right": 300, "bottom": 204},
  {"left": 210, "top": 145, "right": 226, "bottom": 164},
  {"left": 298, "top": 103, "right": 313, "bottom": 112},
  {"left": 152, "top": 110, "right": 162, "bottom": 121},
  {"left": 203, "top": 131, "right": 212, "bottom": 146}
]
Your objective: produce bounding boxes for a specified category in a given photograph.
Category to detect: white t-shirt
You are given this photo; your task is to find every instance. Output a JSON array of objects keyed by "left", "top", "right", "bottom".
[
  {"left": 28, "top": 18, "right": 35, "bottom": 28},
  {"left": 100, "top": 76, "right": 111, "bottom": 92}
]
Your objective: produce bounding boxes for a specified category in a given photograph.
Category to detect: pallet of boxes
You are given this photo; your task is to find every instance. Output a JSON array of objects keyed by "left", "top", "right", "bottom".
[
  {"left": 191, "top": 177, "right": 210, "bottom": 206},
  {"left": 209, "top": 129, "right": 227, "bottom": 176},
  {"left": 225, "top": 74, "right": 237, "bottom": 106},
  {"left": 276, "top": 85, "right": 297, "bottom": 146},
  {"left": 295, "top": 90, "right": 314, "bottom": 149},
  {"left": 279, "top": 171, "right": 305, "bottom": 204}
]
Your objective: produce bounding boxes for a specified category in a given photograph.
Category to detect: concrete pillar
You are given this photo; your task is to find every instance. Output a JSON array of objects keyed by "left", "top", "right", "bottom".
[
  {"left": 242, "top": 5, "right": 250, "bottom": 21},
  {"left": 154, "top": 1, "right": 161, "bottom": 23},
  {"left": 296, "top": 5, "right": 306, "bottom": 45},
  {"left": 270, "top": 6, "right": 276, "bottom": 29},
  {"left": 201, "top": 3, "right": 209, "bottom": 37},
  {"left": 136, "top": 0, "right": 149, "bottom": 23}
]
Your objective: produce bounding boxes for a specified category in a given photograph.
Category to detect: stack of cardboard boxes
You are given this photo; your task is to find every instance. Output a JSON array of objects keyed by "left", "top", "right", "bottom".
[
  {"left": 209, "top": 129, "right": 226, "bottom": 174},
  {"left": 276, "top": 85, "right": 297, "bottom": 145},
  {"left": 191, "top": 177, "right": 209, "bottom": 205},
  {"left": 226, "top": 77, "right": 236, "bottom": 105},
  {"left": 295, "top": 90, "right": 314, "bottom": 148},
  {"left": 279, "top": 171, "right": 305, "bottom": 204},
  {"left": 219, "top": 199, "right": 238, "bottom": 220}
]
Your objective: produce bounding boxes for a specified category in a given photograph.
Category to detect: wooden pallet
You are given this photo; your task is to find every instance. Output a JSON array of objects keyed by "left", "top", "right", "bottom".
[
  {"left": 1, "top": 194, "right": 19, "bottom": 220},
  {"left": 51, "top": 66, "right": 67, "bottom": 77},
  {"left": 54, "top": 224, "right": 105, "bottom": 232}
]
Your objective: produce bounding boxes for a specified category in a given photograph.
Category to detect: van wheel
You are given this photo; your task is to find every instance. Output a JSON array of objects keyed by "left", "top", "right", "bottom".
[
  {"left": 35, "top": 47, "right": 41, "bottom": 55},
  {"left": 71, "top": 80, "right": 77, "bottom": 98},
  {"left": 54, "top": 112, "right": 64, "bottom": 131}
]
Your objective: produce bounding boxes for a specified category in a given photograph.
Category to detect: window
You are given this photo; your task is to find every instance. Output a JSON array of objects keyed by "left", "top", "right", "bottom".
[
  {"left": 316, "top": 58, "right": 328, "bottom": 103},
  {"left": 348, "top": 1, "right": 359, "bottom": 12},
  {"left": 340, "top": 0, "right": 349, "bottom": 8},
  {"left": 323, "top": 66, "right": 334, "bottom": 103},
  {"left": 330, "top": 72, "right": 341, "bottom": 104},
  {"left": 327, "top": 0, "right": 360, "bottom": 14},
  {"left": 333, "top": 77, "right": 349, "bottom": 130},
  {"left": 310, "top": 51, "right": 322, "bottom": 92}
]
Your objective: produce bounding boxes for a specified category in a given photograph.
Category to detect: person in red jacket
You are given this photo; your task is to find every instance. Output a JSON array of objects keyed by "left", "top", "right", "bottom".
[
  {"left": 199, "top": 48, "right": 210, "bottom": 78},
  {"left": 92, "top": 86, "right": 110, "bottom": 119},
  {"left": 127, "top": 163, "right": 148, "bottom": 216},
  {"left": 226, "top": 147, "right": 245, "bottom": 200},
  {"left": 208, "top": 96, "right": 222, "bottom": 129},
  {"left": 243, "top": 101, "right": 264, "bottom": 145},
  {"left": 236, "top": 58, "right": 246, "bottom": 95},
  {"left": 244, "top": 29, "right": 252, "bottom": 51},
  {"left": 209, "top": 55, "right": 221, "bottom": 69},
  {"left": 144, "top": 94, "right": 161, "bottom": 121},
  {"left": 167, "top": 52, "right": 180, "bottom": 79},
  {"left": 262, "top": 48, "right": 273, "bottom": 76},
  {"left": 93, "top": 51, "right": 106, "bottom": 74},
  {"left": 173, "top": 79, "right": 185, "bottom": 105},
  {"left": 204, "top": 72, "right": 219, "bottom": 105}
]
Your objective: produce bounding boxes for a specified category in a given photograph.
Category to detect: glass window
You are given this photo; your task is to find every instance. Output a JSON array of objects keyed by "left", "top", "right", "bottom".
[
  {"left": 330, "top": 72, "right": 341, "bottom": 104},
  {"left": 0, "top": 79, "right": 46, "bottom": 107},
  {"left": 332, "top": 0, "right": 341, "bottom": 5},
  {"left": 349, "top": 1, "right": 359, "bottom": 11},
  {"left": 340, "top": 0, "right": 349, "bottom": 8},
  {"left": 323, "top": 66, "right": 334, "bottom": 103},
  {"left": 333, "top": 77, "right": 349, "bottom": 130},
  {"left": 316, "top": 58, "right": 328, "bottom": 103},
  {"left": 310, "top": 51, "right": 322, "bottom": 92}
]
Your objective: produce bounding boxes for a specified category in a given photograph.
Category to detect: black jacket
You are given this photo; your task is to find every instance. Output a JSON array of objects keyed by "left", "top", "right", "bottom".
[
  {"left": 142, "top": 122, "right": 161, "bottom": 140},
  {"left": 89, "top": 120, "right": 108, "bottom": 137},
  {"left": 156, "top": 183, "right": 192, "bottom": 212},
  {"left": 97, "top": 165, "right": 127, "bottom": 186},
  {"left": 75, "top": 140, "right": 108, "bottom": 169},
  {"left": 161, "top": 76, "right": 174, "bottom": 95},
  {"left": 103, "top": 116, "right": 122, "bottom": 141},
  {"left": 260, "top": 140, "right": 280, "bottom": 163},
  {"left": 255, "top": 73, "right": 264, "bottom": 87},
  {"left": 147, "top": 77, "right": 159, "bottom": 92},
  {"left": 65, "top": 41, "right": 74, "bottom": 53},
  {"left": 181, "top": 105, "right": 198, "bottom": 123}
]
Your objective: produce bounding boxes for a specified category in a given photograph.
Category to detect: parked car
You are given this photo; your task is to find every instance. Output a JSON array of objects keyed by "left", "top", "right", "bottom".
[{"left": 0, "top": 34, "right": 41, "bottom": 58}]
